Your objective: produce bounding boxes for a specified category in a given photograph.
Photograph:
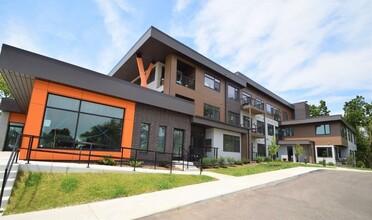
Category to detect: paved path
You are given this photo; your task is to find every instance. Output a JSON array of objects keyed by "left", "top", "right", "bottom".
[
  {"left": 145, "top": 170, "right": 372, "bottom": 220},
  {"left": 1, "top": 165, "right": 322, "bottom": 220}
]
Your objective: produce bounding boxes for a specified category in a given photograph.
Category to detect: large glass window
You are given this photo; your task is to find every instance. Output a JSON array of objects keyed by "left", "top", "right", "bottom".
[
  {"left": 223, "top": 134, "right": 240, "bottom": 152},
  {"left": 257, "top": 120, "right": 265, "bottom": 135},
  {"left": 139, "top": 123, "right": 150, "bottom": 150},
  {"left": 3, "top": 122, "right": 24, "bottom": 151},
  {"left": 157, "top": 126, "right": 166, "bottom": 152},
  {"left": 173, "top": 129, "right": 184, "bottom": 157},
  {"left": 228, "top": 111, "right": 240, "bottom": 126},
  {"left": 204, "top": 74, "right": 220, "bottom": 91},
  {"left": 316, "top": 124, "right": 330, "bottom": 135},
  {"left": 227, "top": 85, "right": 239, "bottom": 100},
  {"left": 268, "top": 124, "right": 274, "bottom": 136},
  {"left": 282, "top": 127, "right": 294, "bottom": 136},
  {"left": 317, "top": 147, "right": 333, "bottom": 157},
  {"left": 40, "top": 94, "right": 124, "bottom": 150},
  {"left": 266, "top": 104, "right": 274, "bottom": 115},
  {"left": 204, "top": 104, "right": 220, "bottom": 121},
  {"left": 242, "top": 92, "right": 251, "bottom": 105},
  {"left": 243, "top": 116, "right": 250, "bottom": 128}
]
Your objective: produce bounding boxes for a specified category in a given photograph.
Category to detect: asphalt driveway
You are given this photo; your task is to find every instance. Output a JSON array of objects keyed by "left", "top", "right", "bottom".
[{"left": 143, "top": 170, "right": 372, "bottom": 220}]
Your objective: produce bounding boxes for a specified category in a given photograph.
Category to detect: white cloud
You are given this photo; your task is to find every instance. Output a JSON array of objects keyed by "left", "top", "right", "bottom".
[
  {"left": 173, "top": 0, "right": 193, "bottom": 13},
  {"left": 173, "top": 0, "right": 372, "bottom": 112}
]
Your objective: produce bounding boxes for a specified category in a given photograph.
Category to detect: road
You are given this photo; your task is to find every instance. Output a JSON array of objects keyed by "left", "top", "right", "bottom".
[{"left": 141, "top": 170, "right": 372, "bottom": 220}]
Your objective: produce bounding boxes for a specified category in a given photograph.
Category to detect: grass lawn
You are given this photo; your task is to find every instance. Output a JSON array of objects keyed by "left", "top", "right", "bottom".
[
  {"left": 210, "top": 162, "right": 319, "bottom": 176},
  {"left": 4, "top": 171, "right": 215, "bottom": 215}
]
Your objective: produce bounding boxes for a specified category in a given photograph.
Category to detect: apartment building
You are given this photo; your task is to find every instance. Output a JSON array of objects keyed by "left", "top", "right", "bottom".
[{"left": 0, "top": 26, "right": 356, "bottom": 163}]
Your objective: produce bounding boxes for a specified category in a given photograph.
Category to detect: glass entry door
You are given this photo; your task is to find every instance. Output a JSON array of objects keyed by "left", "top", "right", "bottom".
[
  {"left": 3, "top": 122, "right": 24, "bottom": 151},
  {"left": 173, "top": 129, "right": 184, "bottom": 158}
]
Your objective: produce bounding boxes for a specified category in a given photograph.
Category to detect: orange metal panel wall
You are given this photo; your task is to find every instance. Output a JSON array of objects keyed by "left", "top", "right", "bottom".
[{"left": 20, "top": 79, "right": 135, "bottom": 160}]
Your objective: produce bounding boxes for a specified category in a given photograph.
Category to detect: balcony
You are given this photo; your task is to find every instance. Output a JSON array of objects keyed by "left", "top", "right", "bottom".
[
  {"left": 241, "top": 97, "right": 265, "bottom": 114},
  {"left": 176, "top": 71, "right": 195, "bottom": 89}
]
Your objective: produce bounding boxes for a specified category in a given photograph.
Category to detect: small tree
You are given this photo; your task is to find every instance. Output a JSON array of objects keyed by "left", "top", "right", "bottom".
[
  {"left": 268, "top": 138, "right": 280, "bottom": 161},
  {"left": 294, "top": 144, "right": 304, "bottom": 162}
]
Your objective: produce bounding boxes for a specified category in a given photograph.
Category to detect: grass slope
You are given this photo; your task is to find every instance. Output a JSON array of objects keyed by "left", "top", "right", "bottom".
[{"left": 4, "top": 172, "right": 214, "bottom": 215}]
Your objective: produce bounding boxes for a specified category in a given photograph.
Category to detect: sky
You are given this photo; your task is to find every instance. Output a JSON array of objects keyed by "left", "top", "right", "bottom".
[{"left": 0, "top": 0, "right": 371, "bottom": 114}]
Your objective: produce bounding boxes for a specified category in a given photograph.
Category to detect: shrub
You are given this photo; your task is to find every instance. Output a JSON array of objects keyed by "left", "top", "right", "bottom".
[
  {"left": 210, "top": 158, "right": 218, "bottom": 168},
  {"left": 97, "top": 155, "right": 118, "bottom": 166},
  {"left": 234, "top": 160, "right": 243, "bottom": 165},
  {"left": 226, "top": 157, "right": 236, "bottom": 166},
  {"left": 327, "top": 162, "right": 334, "bottom": 166},
  {"left": 264, "top": 157, "right": 272, "bottom": 162},
  {"left": 282, "top": 158, "right": 287, "bottom": 162},
  {"left": 255, "top": 156, "right": 264, "bottom": 163},
  {"left": 346, "top": 155, "right": 355, "bottom": 167},
  {"left": 242, "top": 159, "right": 251, "bottom": 164},
  {"left": 356, "top": 161, "right": 365, "bottom": 168},
  {"left": 218, "top": 157, "right": 226, "bottom": 168},
  {"left": 201, "top": 158, "right": 211, "bottom": 168},
  {"left": 158, "top": 160, "right": 171, "bottom": 168},
  {"left": 128, "top": 160, "right": 144, "bottom": 167}
]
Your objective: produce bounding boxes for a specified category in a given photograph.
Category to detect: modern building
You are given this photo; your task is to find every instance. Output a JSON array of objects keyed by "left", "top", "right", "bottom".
[{"left": 0, "top": 26, "right": 356, "bottom": 164}]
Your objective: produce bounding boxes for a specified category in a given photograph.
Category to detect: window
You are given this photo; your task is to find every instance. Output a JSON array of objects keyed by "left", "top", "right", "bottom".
[
  {"left": 157, "top": 126, "right": 166, "bottom": 152},
  {"left": 3, "top": 122, "right": 24, "bottom": 151},
  {"left": 256, "top": 120, "right": 265, "bottom": 135},
  {"left": 40, "top": 94, "right": 124, "bottom": 150},
  {"left": 282, "top": 127, "right": 294, "bottom": 136},
  {"left": 257, "top": 144, "right": 266, "bottom": 156},
  {"left": 341, "top": 126, "right": 347, "bottom": 139},
  {"left": 204, "top": 74, "right": 220, "bottom": 91},
  {"left": 266, "top": 104, "right": 274, "bottom": 115},
  {"left": 268, "top": 124, "right": 274, "bottom": 136},
  {"left": 228, "top": 85, "right": 239, "bottom": 100},
  {"left": 223, "top": 134, "right": 240, "bottom": 152},
  {"left": 254, "top": 98, "right": 264, "bottom": 110},
  {"left": 176, "top": 60, "right": 195, "bottom": 89},
  {"left": 139, "top": 123, "right": 150, "bottom": 150},
  {"left": 283, "top": 112, "right": 289, "bottom": 121},
  {"left": 228, "top": 111, "right": 240, "bottom": 126},
  {"left": 173, "top": 129, "right": 184, "bottom": 157},
  {"left": 242, "top": 92, "right": 251, "bottom": 105},
  {"left": 317, "top": 147, "right": 333, "bottom": 158},
  {"left": 316, "top": 124, "right": 330, "bottom": 135},
  {"left": 243, "top": 116, "right": 250, "bottom": 128},
  {"left": 204, "top": 104, "right": 220, "bottom": 121},
  {"left": 273, "top": 108, "right": 281, "bottom": 121}
]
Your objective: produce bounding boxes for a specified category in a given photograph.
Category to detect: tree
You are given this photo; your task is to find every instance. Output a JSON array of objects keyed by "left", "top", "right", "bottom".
[
  {"left": 0, "top": 74, "right": 13, "bottom": 98},
  {"left": 268, "top": 137, "right": 279, "bottom": 160},
  {"left": 309, "top": 100, "right": 330, "bottom": 117},
  {"left": 294, "top": 144, "right": 304, "bottom": 162},
  {"left": 343, "top": 96, "right": 372, "bottom": 168}
]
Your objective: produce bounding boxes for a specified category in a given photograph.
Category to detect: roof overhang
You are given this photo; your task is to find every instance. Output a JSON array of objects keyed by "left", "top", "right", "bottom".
[
  {"left": 192, "top": 116, "right": 248, "bottom": 134},
  {"left": 0, "top": 44, "right": 194, "bottom": 116},
  {"left": 0, "top": 98, "right": 22, "bottom": 112},
  {"left": 109, "top": 27, "right": 246, "bottom": 87}
]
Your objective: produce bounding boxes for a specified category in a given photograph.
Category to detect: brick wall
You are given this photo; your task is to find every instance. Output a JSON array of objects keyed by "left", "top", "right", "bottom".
[{"left": 131, "top": 103, "right": 191, "bottom": 162}]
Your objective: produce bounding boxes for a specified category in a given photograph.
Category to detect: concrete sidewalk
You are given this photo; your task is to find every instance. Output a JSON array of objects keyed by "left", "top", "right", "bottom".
[{"left": 1, "top": 166, "right": 322, "bottom": 220}]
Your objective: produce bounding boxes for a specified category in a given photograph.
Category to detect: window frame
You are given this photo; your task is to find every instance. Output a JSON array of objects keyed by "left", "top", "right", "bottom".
[
  {"left": 157, "top": 126, "right": 166, "bottom": 152},
  {"left": 223, "top": 134, "right": 240, "bottom": 153},
  {"left": 268, "top": 124, "right": 274, "bottom": 136},
  {"left": 227, "top": 85, "right": 239, "bottom": 101},
  {"left": 228, "top": 111, "right": 240, "bottom": 126},
  {"left": 139, "top": 123, "right": 150, "bottom": 151},
  {"left": 203, "top": 103, "right": 220, "bottom": 121},
  {"left": 317, "top": 147, "right": 333, "bottom": 158},
  {"left": 204, "top": 74, "right": 220, "bottom": 92},
  {"left": 315, "top": 124, "right": 331, "bottom": 135}
]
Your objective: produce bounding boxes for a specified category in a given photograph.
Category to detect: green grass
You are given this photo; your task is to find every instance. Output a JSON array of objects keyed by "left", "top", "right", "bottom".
[
  {"left": 210, "top": 161, "right": 303, "bottom": 176},
  {"left": 4, "top": 171, "right": 215, "bottom": 215}
]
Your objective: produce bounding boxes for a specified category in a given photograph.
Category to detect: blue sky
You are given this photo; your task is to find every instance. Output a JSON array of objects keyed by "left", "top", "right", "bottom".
[{"left": 0, "top": 0, "right": 371, "bottom": 114}]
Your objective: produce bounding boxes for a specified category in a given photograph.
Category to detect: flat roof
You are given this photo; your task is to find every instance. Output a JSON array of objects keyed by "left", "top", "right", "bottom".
[
  {"left": 0, "top": 44, "right": 194, "bottom": 116},
  {"left": 110, "top": 26, "right": 294, "bottom": 110},
  {"left": 280, "top": 115, "right": 356, "bottom": 133}
]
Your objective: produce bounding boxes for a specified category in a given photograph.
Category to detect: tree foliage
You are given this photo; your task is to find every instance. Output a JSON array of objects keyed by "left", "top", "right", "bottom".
[
  {"left": 268, "top": 138, "right": 280, "bottom": 160},
  {"left": 0, "top": 73, "right": 13, "bottom": 98},
  {"left": 294, "top": 144, "right": 304, "bottom": 162},
  {"left": 343, "top": 96, "right": 372, "bottom": 168},
  {"left": 309, "top": 100, "right": 330, "bottom": 117}
]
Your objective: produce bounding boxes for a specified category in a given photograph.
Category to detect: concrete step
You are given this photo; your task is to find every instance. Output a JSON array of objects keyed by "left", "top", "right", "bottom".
[
  {"left": 0, "top": 187, "right": 12, "bottom": 197},
  {"left": 0, "top": 170, "right": 18, "bottom": 179},
  {"left": 1, "top": 196, "right": 10, "bottom": 209},
  {"left": 0, "top": 163, "right": 19, "bottom": 172},
  {"left": 0, "top": 178, "right": 15, "bottom": 187}
]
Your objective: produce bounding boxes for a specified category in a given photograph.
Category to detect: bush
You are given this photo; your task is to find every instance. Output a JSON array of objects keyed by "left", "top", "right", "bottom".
[
  {"left": 327, "top": 162, "right": 334, "bottom": 166},
  {"left": 242, "top": 159, "right": 251, "bottom": 164},
  {"left": 264, "top": 157, "right": 272, "bottom": 162},
  {"left": 282, "top": 158, "right": 287, "bottom": 162},
  {"left": 255, "top": 156, "right": 264, "bottom": 163},
  {"left": 234, "top": 160, "right": 243, "bottom": 165},
  {"left": 128, "top": 160, "right": 144, "bottom": 167},
  {"left": 226, "top": 157, "right": 236, "bottom": 166},
  {"left": 97, "top": 155, "right": 118, "bottom": 166},
  {"left": 356, "top": 161, "right": 365, "bottom": 168},
  {"left": 346, "top": 155, "right": 355, "bottom": 166},
  {"left": 158, "top": 160, "right": 171, "bottom": 168},
  {"left": 210, "top": 158, "right": 218, "bottom": 168},
  {"left": 201, "top": 158, "right": 211, "bottom": 168},
  {"left": 218, "top": 157, "right": 226, "bottom": 167}
]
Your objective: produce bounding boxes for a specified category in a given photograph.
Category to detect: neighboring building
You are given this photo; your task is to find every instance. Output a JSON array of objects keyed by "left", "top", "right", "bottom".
[{"left": 0, "top": 26, "right": 357, "bottom": 163}]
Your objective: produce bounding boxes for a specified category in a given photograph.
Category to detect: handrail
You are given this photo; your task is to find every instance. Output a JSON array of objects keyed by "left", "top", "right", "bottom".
[
  {"left": 179, "top": 146, "right": 203, "bottom": 175},
  {"left": 0, "top": 133, "right": 21, "bottom": 209}
]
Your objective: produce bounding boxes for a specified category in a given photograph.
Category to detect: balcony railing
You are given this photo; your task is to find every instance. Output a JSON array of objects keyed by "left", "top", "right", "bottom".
[
  {"left": 176, "top": 72, "right": 195, "bottom": 90},
  {"left": 241, "top": 97, "right": 264, "bottom": 110}
]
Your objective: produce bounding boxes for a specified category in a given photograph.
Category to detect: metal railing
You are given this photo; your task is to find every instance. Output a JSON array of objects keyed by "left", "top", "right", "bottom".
[
  {"left": 0, "top": 133, "right": 21, "bottom": 209},
  {"left": 178, "top": 146, "right": 203, "bottom": 175},
  {"left": 190, "top": 146, "right": 218, "bottom": 160},
  {"left": 176, "top": 72, "right": 195, "bottom": 89},
  {"left": 241, "top": 97, "right": 264, "bottom": 110}
]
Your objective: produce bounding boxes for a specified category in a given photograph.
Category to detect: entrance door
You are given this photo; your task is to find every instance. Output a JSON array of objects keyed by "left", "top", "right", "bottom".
[
  {"left": 173, "top": 129, "right": 184, "bottom": 158},
  {"left": 287, "top": 146, "right": 293, "bottom": 162},
  {"left": 4, "top": 122, "right": 24, "bottom": 151}
]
